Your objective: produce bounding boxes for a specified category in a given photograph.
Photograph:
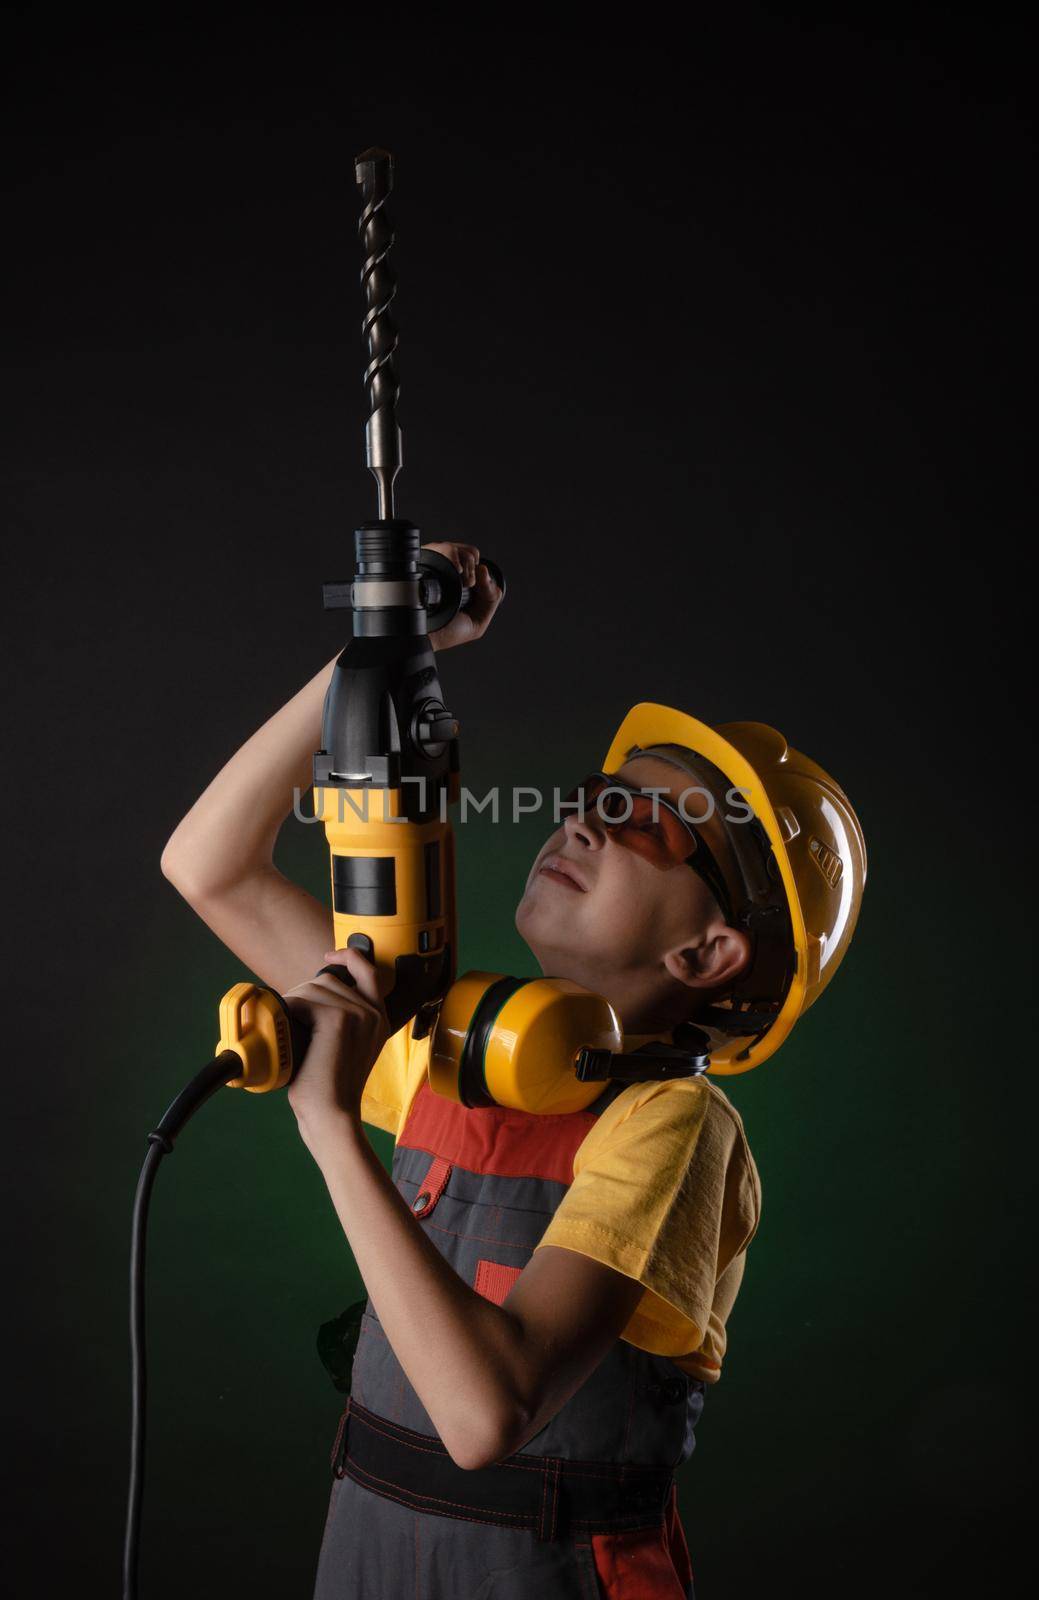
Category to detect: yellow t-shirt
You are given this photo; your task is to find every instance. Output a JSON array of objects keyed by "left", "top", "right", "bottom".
[
  {"left": 360, "top": 1027, "right": 761, "bottom": 1385},
  {"left": 360, "top": 1023, "right": 429, "bottom": 1140}
]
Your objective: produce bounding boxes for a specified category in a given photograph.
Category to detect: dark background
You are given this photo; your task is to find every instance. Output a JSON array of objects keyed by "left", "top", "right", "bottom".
[{"left": 2, "top": 12, "right": 1032, "bottom": 1597}]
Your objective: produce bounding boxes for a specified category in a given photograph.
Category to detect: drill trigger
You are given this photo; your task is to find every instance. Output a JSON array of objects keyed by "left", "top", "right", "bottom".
[{"left": 316, "top": 964, "right": 358, "bottom": 988}]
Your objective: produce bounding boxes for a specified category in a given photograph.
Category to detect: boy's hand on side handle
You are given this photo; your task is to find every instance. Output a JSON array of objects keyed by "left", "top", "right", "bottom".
[
  {"left": 423, "top": 540, "right": 503, "bottom": 651},
  {"left": 283, "top": 947, "right": 392, "bottom": 1145}
]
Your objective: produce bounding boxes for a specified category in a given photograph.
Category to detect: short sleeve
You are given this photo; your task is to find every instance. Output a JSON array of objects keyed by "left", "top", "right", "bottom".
[
  {"left": 533, "top": 1078, "right": 761, "bottom": 1361},
  {"left": 360, "top": 1024, "right": 427, "bottom": 1140}
]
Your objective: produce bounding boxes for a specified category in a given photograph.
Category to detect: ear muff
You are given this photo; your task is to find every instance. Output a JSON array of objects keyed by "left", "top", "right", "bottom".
[{"left": 427, "top": 972, "right": 625, "bottom": 1115}]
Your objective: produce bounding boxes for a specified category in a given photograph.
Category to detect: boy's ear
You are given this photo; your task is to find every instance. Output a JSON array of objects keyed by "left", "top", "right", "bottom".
[{"left": 664, "top": 926, "right": 751, "bottom": 994}]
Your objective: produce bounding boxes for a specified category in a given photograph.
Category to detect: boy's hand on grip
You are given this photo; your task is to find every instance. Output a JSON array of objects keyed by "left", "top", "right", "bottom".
[
  {"left": 423, "top": 541, "right": 503, "bottom": 650},
  {"left": 283, "top": 947, "right": 392, "bottom": 1141}
]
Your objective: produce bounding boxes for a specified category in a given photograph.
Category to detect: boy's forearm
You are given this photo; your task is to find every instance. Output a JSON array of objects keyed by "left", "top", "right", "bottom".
[
  {"left": 161, "top": 647, "right": 342, "bottom": 894},
  {"left": 306, "top": 1114, "right": 528, "bottom": 1471},
  {"left": 163, "top": 629, "right": 445, "bottom": 897}
]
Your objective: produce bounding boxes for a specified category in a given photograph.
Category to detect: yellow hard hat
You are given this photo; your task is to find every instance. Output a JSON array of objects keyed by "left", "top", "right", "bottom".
[{"left": 604, "top": 703, "right": 867, "bottom": 1074}]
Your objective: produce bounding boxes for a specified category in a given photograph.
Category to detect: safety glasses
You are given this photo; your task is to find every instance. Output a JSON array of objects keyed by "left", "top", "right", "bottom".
[{"left": 559, "top": 772, "right": 737, "bottom": 923}]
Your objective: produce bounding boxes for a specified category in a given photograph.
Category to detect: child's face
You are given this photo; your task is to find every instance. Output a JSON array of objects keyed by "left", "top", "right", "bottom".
[{"left": 514, "top": 756, "right": 750, "bottom": 1030}]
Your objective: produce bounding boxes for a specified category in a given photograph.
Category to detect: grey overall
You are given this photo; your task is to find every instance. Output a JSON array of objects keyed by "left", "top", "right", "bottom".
[{"left": 312, "top": 1075, "right": 705, "bottom": 1599}]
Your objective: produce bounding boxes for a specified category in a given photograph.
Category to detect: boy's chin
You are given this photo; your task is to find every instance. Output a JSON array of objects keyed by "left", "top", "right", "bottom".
[
  {"left": 515, "top": 902, "right": 588, "bottom": 980},
  {"left": 514, "top": 894, "right": 536, "bottom": 941},
  {"left": 514, "top": 892, "right": 558, "bottom": 949}
]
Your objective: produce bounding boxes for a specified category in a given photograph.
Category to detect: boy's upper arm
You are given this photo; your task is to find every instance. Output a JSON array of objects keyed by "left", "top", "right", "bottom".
[
  {"left": 495, "top": 1244, "right": 647, "bottom": 1455},
  {"left": 531, "top": 1078, "right": 757, "bottom": 1361},
  {"left": 492, "top": 1081, "right": 755, "bottom": 1454},
  {"left": 179, "top": 864, "right": 334, "bottom": 995}
]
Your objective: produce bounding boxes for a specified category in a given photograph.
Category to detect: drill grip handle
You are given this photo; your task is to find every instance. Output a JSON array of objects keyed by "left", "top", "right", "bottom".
[
  {"left": 217, "top": 963, "right": 361, "bottom": 1094},
  {"left": 282, "top": 963, "right": 359, "bottom": 1071}
]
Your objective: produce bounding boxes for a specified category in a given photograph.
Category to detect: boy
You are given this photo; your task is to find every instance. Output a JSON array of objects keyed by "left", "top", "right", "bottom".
[{"left": 162, "top": 542, "right": 865, "bottom": 1598}]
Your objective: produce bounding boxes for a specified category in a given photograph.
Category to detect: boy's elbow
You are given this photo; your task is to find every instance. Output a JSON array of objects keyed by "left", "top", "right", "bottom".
[
  {"left": 160, "top": 837, "right": 186, "bottom": 888},
  {"left": 160, "top": 834, "right": 216, "bottom": 904},
  {"left": 160, "top": 836, "right": 197, "bottom": 897},
  {"left": 444, "top": 1401, "right": 526, "bottom": 1473}
]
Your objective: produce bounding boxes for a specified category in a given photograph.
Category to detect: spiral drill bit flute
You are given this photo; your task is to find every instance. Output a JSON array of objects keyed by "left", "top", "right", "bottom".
[
  {"left": 358, "top": 147, "right": 402, "bottom": 521},
  {"left": 314, "top": 148, "right": 504, "bottom": 1036}
]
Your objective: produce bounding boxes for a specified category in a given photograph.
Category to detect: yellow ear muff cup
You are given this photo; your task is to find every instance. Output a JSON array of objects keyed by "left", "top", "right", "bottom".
[
  {"left": 427, "top": 971, "right": 624, "bottom": 1115},
  {"left": 427, "top": 971, "right": 501, "bottom": 1105}
]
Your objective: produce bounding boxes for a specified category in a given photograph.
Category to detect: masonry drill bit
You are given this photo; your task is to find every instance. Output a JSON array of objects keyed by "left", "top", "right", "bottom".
[{"left": 355, "top": 147, "right": 402, "bottom": 521}]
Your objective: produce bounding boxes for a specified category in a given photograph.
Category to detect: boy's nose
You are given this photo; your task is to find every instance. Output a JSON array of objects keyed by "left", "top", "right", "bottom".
[{"left": 563, "top": 809, "right": 607, "bottom": 850}]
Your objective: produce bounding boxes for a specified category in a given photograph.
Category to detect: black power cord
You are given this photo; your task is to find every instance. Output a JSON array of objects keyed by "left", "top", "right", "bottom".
[
  {"left": 123, "top": 963, "right": 353, "bottom": 1599},
  {"left": 123, "top": 1053, "right": 242, "bottom": 1600}
]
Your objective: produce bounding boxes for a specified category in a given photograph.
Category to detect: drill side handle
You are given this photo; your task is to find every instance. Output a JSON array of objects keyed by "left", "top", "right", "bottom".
[
  {"left": 217, "top": 954, "right": 446, "bottom": 1099},
  {"left": 321, "top": 552, "right": 506, "bottom": 628}
]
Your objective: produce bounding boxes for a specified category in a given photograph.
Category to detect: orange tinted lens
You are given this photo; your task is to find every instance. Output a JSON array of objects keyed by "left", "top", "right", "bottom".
[
  {"left": 598, "top": 787, "right": 632, "bottom": 820},
  {"left": 595, "top": 787, "right": 693, "bottom": 867},
  {"left": 652, "top": 805, "right": 697, "bottom": 864},
  {"left": 562, "top": 779, "right": 695, "bottom": 869},
  {"left": 619, "top": 794, "right": 693, "bottom": 867},
  {"left": 560, "top": 775, "right": 608, "bottom": 813}
]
